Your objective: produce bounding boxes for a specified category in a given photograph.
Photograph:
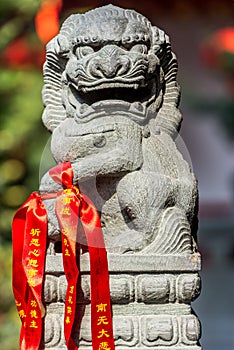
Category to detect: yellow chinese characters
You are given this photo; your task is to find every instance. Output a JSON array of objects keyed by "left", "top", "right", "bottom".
[
  {"left": 67, "top": 306, "right": 72, "bottom": 314},
  {"left": 29, "top": 320, "right": 38, "bottom": 329},
  {"left": 64, "top": 248, "right": 71, "bottom": 257},
  {"left": 29, "top": 238, "right": 40, "bottom": 247},
  {"left": 61, "top": 207, "right": 71, "bottom": 216},
  {"left": 27, "top": 279, "right": 36, "bottom": 287},
  {"left": 27, "top": 259, "right": 39, "bottom": 268},
  {"left": 30, "top": 309, "right": 38, "bottom": 319},
  {"left": 30, "top": 228, "right": 41, "bottom": 237},
  {"left": 97, "top": 329, "right": 110, "bottom": 338},
  {"left": 65, "top": 316, "right": 71, "bottom": 324},
  {"left": 18, "top": 309, "right": 26, "bottom": 318},
  {"left": 96, "top": 303, "right": 107, "bottom": 313},
  {"left": 69, "top": 286, "right": 74, "bottom": 294},
  {"left": 98, "top": 342, "right": 111, "bottom": 350},
  {"left": 62, "top": 228, "right": 69, "bottom": 236},
  {"left": 97, "top": 316, "right": 109, "bottom": 325},
  {"left": 63, "top": 189, "right": 72, "bottom": 194},
  {"left": 68, "top": 296, "right": 73, "bottom": 304},
  {"left": 63, "top": 196, "right": 73, "bottom": 205},
  {"left": 31, "top": 300, "right": 38, "bottom": 307},
  {"left": 27, "top": 269, "right": 38, "bottom": 278},
  {"left": 96, "top": 303, "right": 112, "bottom": 345},
  {"left": 63, "top": 238, "right": 69, "bottom": 247},
  {"left": 29, "top": 249, "right": 40, "bottom": 257}
]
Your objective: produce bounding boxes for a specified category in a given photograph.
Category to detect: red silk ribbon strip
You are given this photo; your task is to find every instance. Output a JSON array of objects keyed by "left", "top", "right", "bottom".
[
  {"left": 79, "top": 194, "right": 115, "bottom": 350},
  {"left": 49, "top": 162, "right": 115, "bottom": 350},
  {"left": 12, "top": 192, "right": 47, "bottom": 350}
]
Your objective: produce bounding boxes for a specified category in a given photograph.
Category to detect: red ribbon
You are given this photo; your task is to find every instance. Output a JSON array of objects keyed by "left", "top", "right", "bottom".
[
  {"left": 50, "top": 162, "right": 115, "bottom": 350},
  {"left": 12, "top": 192, "right": 47, "bottom": 350},
  {"left": 12, "top": 162, "right": 115, "bottom": 350}
]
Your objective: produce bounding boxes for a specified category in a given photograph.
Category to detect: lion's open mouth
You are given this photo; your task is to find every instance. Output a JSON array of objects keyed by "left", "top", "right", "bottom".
[
  {"left": 65, "top": 79, "right": 158, "bottom": 124},
  {"left": 73, "top": 84, "right": 152, "bottom": 104}
]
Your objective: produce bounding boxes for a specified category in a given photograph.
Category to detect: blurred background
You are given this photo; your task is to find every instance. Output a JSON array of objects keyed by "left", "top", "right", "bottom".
[{"left": 0, "top": 0, "right": 234, "bottom": 349}]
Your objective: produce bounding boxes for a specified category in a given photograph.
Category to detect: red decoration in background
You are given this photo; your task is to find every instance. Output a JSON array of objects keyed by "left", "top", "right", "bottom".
[
  {"left": 1, "top": 0, "right": 62, "bottom": 69},
  {"left": 200, "top": 27, "right": 234, "bottom": 71},
  {"left": 12, "top": 162, "right": 115, "bottom": 350},
  {"left": 35, "top": 0, "right": 62, "bottom": 44},
  {"left": 214, "top": 28, "right": 234, "bottom": 54},
  {"left": 1, "top": 37, "right": 45, "bottom": 69},
  {"left": 200, "top": 27, "right": 234, "bottom": 97}
]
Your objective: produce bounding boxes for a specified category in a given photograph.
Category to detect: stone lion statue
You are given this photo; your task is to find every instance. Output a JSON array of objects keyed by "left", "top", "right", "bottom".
[{"left": 40, "top": 4, "right": 198, "bottom": 254}]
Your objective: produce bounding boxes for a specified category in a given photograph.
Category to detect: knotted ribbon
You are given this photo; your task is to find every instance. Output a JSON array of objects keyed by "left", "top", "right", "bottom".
[{"left": 12, "top": 162, "right": 115, "bottom": 350}]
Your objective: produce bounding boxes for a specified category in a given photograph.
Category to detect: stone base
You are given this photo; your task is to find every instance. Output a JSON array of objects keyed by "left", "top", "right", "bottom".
[
  {"left": 42, "top": 253, "right": 201, "bottom": 349},
  {"left": 42, "top": 304, "right": 201, "bottom": 348},
  {"left": 46, "top": 253, "right": 201, "bottom": 273}
]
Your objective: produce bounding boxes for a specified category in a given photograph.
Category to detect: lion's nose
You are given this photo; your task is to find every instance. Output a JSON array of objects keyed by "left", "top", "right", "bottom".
[
  {"left": 89, "top": 45, "right": 130, "bottom": 79},
  {"left": 92, "top": 59, "right": 124, "bottom": 78}
]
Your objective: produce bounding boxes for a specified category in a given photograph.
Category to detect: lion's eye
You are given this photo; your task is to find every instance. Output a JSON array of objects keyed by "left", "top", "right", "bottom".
[
  {"left": 75, "top": 46, "right": 94, "bottom": 58},
  {"left": 130, "top": 44, "right": 148, "bottom": 54}
]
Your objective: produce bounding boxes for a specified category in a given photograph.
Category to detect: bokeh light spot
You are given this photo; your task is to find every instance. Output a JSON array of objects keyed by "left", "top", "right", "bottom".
[
  {"left": 2, "top": 185, "right": 28, "bottom": 207},
  {"left": 0, "top": 131, "right": 14, "bottom": 151},
  {"left": 0, "top": 159, "right": 25, "bottom": 183}
]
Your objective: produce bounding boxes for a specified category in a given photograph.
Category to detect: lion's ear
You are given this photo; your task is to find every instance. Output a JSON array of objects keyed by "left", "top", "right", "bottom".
[
  {"left": 151, "top": 26, "right": 167, "bottom": 51},
  {"left": 150, "top": 26, "right": 182, "bottom": 138},
  {"left": 56, "top": 34, "right": 71, "bottom": 58},
  {"left": 42, "top": 14, "right": 82, "bottom": 132},
  {"left": 42, "top": 36, "right": 68, "bottom": 132}
]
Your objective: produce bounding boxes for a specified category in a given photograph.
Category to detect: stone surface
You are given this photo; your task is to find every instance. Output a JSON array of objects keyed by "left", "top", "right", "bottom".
[{"left": 39, "top": 4, "right": 201, "bottom": 349}]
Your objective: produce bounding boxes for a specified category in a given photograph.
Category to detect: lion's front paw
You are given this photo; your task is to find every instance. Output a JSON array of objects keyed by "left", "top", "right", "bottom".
[{"left": 39, "top": 171, "right": 63, "bottom": 194}]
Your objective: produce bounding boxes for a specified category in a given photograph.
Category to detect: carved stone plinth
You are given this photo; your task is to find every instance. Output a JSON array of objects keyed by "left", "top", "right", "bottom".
[
  {"left": 42, "top": 253, "right": 201, "bottom": 349},
  {"left": 39, "top": 4, "right": 201, "bottom": 350}
]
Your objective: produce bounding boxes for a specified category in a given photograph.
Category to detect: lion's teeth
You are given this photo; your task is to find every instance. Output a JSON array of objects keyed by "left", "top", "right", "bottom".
[
  {"left": 131, "top": 102, "right": 144, "bottom": 112},
  {"left": 79, "top": 103, "right": 89, "bottom": 114}
]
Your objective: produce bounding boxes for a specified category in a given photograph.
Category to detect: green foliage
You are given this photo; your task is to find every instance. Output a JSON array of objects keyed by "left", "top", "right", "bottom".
[
  {"left": 0, "top": 68, "right": 50, "bottom": 243},
  {"left": 0, "top": 0, "right": 41, "bottom": 50},
  {"left": 0, "top": 0, "right": 40, "bottom": 15},
  {"left": 0, "top": 69, "right": 43, "bottom": 139},
  {"left": 0, "top": 2, "right": 50, "bottom": 348},
  {"left": 0, "top": 244, "right": 20, "bottom": 349},
  {"left": 0, "top": 65, "right": 51, "bottom": 347}
]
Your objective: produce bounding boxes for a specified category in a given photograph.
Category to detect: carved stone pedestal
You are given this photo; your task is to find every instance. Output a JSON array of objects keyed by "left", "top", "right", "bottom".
[{"left": 42, "top": 253, "right": 201, "bottom": 349}]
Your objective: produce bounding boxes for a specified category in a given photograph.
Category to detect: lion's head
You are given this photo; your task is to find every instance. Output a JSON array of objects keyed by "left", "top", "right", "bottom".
[{"left": 42, "top": 5, "right": 181, "bottom": 137}]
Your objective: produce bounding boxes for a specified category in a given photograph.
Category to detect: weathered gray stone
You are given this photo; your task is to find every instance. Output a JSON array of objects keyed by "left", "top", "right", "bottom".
[{"left": 39, "top": 4, "right": 201, "bottom": 349}]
